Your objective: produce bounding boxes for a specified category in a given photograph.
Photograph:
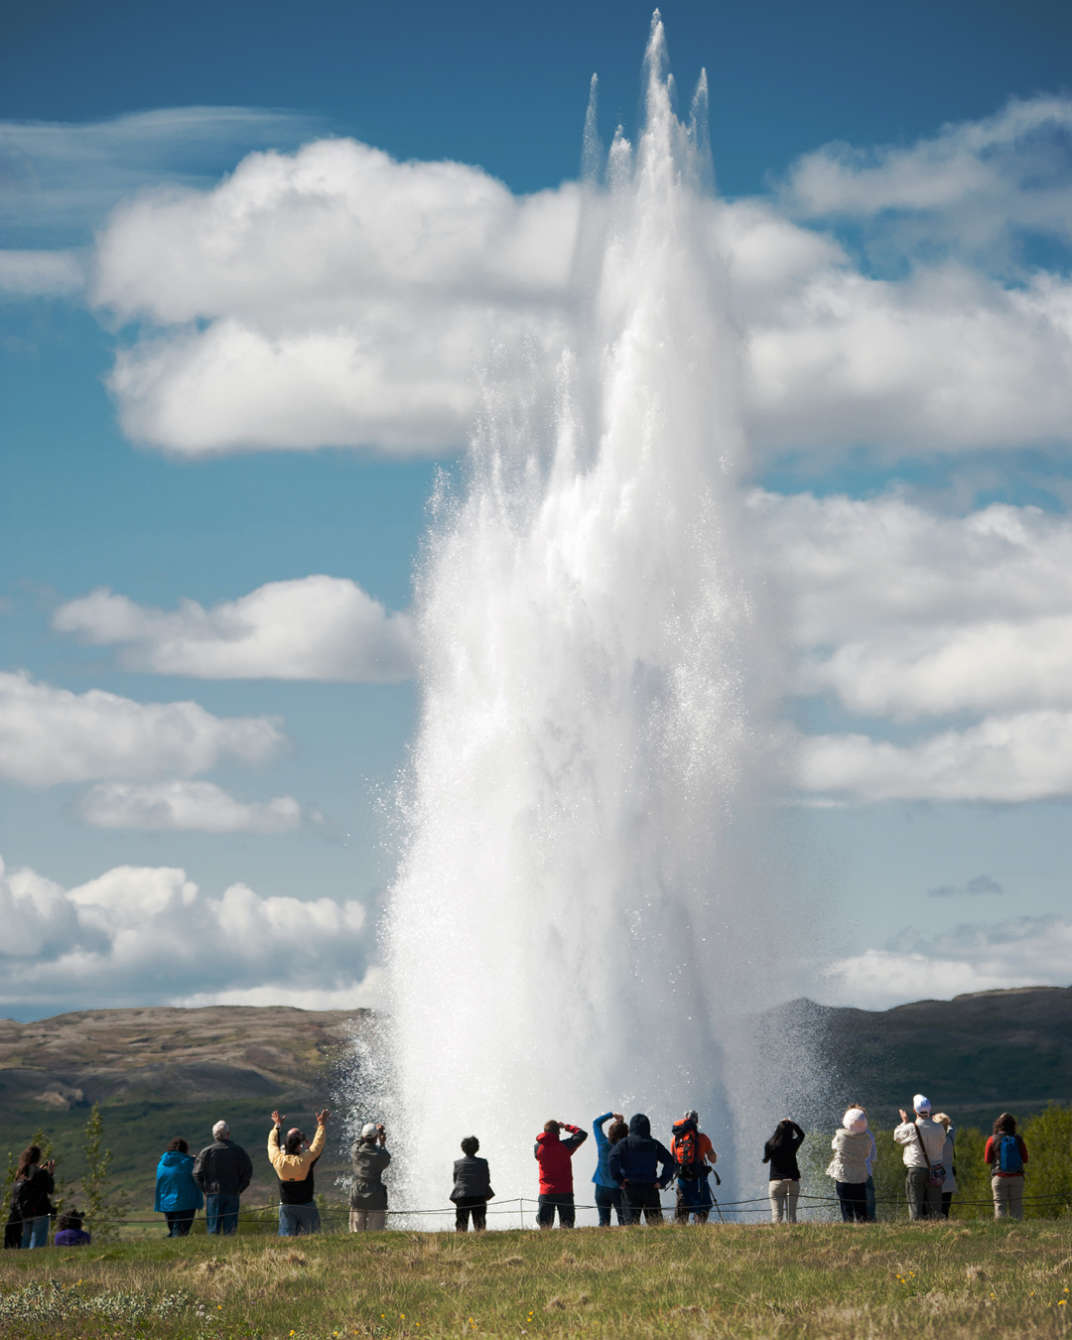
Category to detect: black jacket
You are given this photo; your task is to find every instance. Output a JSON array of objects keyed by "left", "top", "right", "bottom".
[
  {"left": 763, "top": 1122, "right": 805, "bottom": 1180},
  {"left": 193, "top": 1139, "right": 253, "bottom": 1196},
  {"left": 608, "top": 1114, "right": 674, "bottom": 1188},
  {"left": 451, "top": 1156, "right": 493, "bottom": 1203},
  {"left": 14, "top": 1166, "right": 54, "bottom": 1219},
  {"left": 350, "top": 1140, "right": 391, "bottom": 1210}
]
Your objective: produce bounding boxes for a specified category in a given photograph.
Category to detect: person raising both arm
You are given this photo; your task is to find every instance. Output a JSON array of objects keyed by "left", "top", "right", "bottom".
[{"left": 268, "top": 1107, "right": 329, "bottom": 1237}]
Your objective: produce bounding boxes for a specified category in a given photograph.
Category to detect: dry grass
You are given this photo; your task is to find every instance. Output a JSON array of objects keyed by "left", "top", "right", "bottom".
[{"left": 0, "top": 1219, "right": 1070, "bottom": 1338}]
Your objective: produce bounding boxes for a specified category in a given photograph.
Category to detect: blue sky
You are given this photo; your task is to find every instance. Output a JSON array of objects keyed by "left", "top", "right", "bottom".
[{"left": 2, "top": 0, "right": 1072, "bottom": 1019}]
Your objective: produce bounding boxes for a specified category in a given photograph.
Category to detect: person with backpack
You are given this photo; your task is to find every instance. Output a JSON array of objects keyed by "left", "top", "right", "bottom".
[
  {"left": 893, "top": 1093, "right": 946, "bottom": 1220},
  {"left": 11, "top": 1145, "right": 55, "bottom": 1249},
  {"left": 591, "top": 1112, "right": 628, "bottom": 1226},
  {"left": 534, "top": 1120, "right": 587, "bottom": 1228},
  {"left": 762, "top": 1118, "right": 805, "bottom": 1223},
  {"left": 608, "top": 1113, "right": 675, "bottom": 1225},
  {"left": 670, "top": 1111, "right": 717, "bottom": 1224},
  {"left": 450, "top": 1135, "right": 494, "bottom": 1232},
  {"left": 984, "top": 1112, "right": 1028, "bottom": 1220}
]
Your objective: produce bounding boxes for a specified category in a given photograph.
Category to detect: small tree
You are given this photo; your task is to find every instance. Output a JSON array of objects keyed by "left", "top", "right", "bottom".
[
  {"left": 81, "top": 1104, "right": 124, "bottom": 1241},
  {"left": 1023, "top": 1105, "right": 1072, "bottom": 1219}
]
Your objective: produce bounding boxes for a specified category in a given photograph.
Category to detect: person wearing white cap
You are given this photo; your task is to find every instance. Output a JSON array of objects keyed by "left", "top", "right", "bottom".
[
  {"left": 350, "top": 1122, "right": 390, "bottom": 1231},
  {"left": 826, "top": 1108, "right": 871, "bottom": 1222},
  {"left": 893, "top": 1093, "right": 946, "bottom": 1220}
]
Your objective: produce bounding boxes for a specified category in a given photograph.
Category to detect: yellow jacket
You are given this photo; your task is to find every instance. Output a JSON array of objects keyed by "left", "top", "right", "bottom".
[{"left": 268, "top": 1123, "right": 326, "bottom": 1181}]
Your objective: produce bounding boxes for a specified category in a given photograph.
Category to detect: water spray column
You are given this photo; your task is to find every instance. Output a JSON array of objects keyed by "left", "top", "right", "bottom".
[{"left": 382, "top": 13, "right": 769, "bottom": 1222}]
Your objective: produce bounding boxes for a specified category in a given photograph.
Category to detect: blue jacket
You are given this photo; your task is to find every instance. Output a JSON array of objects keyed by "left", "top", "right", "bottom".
[
  {"left": 155, "top": 1151, "right": 204, "bottom": 1213},
  {"left": 608, "top": 1114, "right": 674, "bottom": 1188},
  {"left": 592, "top": 1112, "right": 618, "bottom": 1188}
]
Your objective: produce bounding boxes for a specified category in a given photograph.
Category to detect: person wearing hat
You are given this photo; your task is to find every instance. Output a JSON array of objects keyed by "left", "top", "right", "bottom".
[
  {"left": 350, "top": 1122, "right": 390, "bottom": 1231},
  {"left": 893, "top": 1093, "right": 946, "bottom": 1220}
]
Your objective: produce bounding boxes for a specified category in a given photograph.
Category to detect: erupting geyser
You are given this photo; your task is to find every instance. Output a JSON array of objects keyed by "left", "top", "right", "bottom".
[{"left": 380, "top": 13, "right": 785, "bottom": 1221}]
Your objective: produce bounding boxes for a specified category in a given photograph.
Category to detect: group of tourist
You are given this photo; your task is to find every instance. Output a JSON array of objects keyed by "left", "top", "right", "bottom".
[
  {"left": 4, "top": 1097, "right": 1033, "bottom": 1245},
  {"left": 822, "top": 1095, "right": 1029, "bottom": 1225}
]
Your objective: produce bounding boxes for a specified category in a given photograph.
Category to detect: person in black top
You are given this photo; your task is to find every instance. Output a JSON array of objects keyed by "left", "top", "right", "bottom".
[
  {"left": 450, "top": 1136, "right": 494, "bottom": 1232},
  {"left": 193, "top": 1121, "right": 253, "bottom": 1235},
  {"left": 763, "top": 1119, "right": 805, "bottom": 1223},
  {"left": 11, "top": 1145, "right": 55, "bottom": 1249}
]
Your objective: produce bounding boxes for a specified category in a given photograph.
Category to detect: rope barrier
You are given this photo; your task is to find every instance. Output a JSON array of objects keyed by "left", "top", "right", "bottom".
[{"left": 8, "top": 1186, "right": 1070, "bottom": 1232}]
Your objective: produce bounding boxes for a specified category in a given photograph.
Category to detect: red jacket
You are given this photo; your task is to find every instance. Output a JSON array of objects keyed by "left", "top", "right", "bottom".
[{"left": 534, "top": 1125, "right": 587, "bottom": 1194}]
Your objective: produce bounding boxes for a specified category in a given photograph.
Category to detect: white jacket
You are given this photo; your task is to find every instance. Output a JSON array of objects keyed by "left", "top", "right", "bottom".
[
  {"left": 827, "top": 1128, "right": 872, "bottom": 1183},
  {"left": 893, "top": 1116, "right": 946, "bottom": 1168}
]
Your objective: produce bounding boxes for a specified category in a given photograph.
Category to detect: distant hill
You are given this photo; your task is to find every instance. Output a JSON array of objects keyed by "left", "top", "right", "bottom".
[
  {"left": 761, "top": 985, "right": 1072, "bottom": 1125},
  {"left": 0, "top": 1006, "right": 368, "bottom": 1209},
  {"left": 1, "top": 988, "right": 1068, "bottom": 1210}
]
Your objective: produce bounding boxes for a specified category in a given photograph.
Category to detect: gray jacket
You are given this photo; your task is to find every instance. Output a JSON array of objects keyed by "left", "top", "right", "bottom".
[
  {"left": 451, "top": 1156, "right": 492, "bottom": 1203},
  {"left": 350, "top": 1139, "right": 391, "bottom": 1210}
]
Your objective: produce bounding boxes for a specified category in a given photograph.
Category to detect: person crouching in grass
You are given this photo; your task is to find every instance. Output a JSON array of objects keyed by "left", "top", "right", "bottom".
[{"left": 268, "top": 1108, "right": 328, "bottom": 1236}]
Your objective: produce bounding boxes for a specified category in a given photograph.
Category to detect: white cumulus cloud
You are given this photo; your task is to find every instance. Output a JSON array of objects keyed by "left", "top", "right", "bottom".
[
  {"left": 0, "top": 670, "right": 283, "bottom": 786},
  {"left": 53, "top": 576, "right": 415, "bottom": 682},
  {"left": 85, "top": 99, "right": 1072, "bottom": 460},
  {"left": 783, "top": 95, "right": 1072, "bottom": 248},
  {"left": 0, "top": 855, "right": 375, "bottom": 1012},
  {"left": 795, "top": 711, "right": 1072, "bottom": 804},
  {"left": 76, "top": 780, "right": 306, "bottom": 834},
  {"left": 818, "top": 915, "right": 1072, "bottom": 1009}
]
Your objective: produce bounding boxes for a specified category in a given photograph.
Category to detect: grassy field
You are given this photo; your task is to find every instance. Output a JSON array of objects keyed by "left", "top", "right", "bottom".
[{"left": 1, "top": 1219, "right": 1070, "bottom": 1339}]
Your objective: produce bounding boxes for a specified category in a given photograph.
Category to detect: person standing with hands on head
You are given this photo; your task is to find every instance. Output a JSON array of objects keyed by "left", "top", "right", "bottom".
[
  {"left": 350, "top": 1122, "right": 391, "bottom": 1231},
  {"left": 763, "top": 1118, "right": 806, "bottom": 1224},
  {"left": 194, "top": 1120, "right": 253, "bottom": 1235},
  {"left": 592, "top": 1111, "right": 628, "bottom": 1227},
  {"left": 893, "top": 1094, "right": 946, "bottom": 1221},
  {"left": 534, "top": 1120, "right": 588, "bottom": 1228},
  {"left": 268, "top": 1108, "right": 328, "bottom": 1237}
]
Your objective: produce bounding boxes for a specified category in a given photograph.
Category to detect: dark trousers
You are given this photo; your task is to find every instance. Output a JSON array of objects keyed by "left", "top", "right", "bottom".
[
  {"left": 623, "top": 1183, "right": 663, "bottom": 1225},
  {"left": 165, "top": 1209, "right": 196, "bottom": 1237},
  {"left": 836, "top": 1181, "right": 867, "bottom": 1222},
  {"left": 454, "top": 1197, "right": 487, "bottom": 1232},
  {"left": 536, "top": 1193, "right": 575, "bottom": 1228},
  {"left": 595, "top": 1184, "right": 624, "bottom": 1227},
  {"left": 940, "top": 1191, "right": 953, "bottom": 1219}
]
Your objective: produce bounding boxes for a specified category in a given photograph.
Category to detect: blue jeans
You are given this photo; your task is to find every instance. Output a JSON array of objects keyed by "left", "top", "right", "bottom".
[
  {"left": 205, "top": 1193, "right": 240, "bottom": 1234},
  {"left": 865, "top": 1176, "right": 876, "bottom": 1222},
  {"left": 594, "top": 1184, "right": 624, "bottom": 1226},
  {"left": 278, "top": 1202, "right": 320, "bottom": 1236},
  {"left": 21, "top": 1215, "right": 49, "bottom": 1248}
]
